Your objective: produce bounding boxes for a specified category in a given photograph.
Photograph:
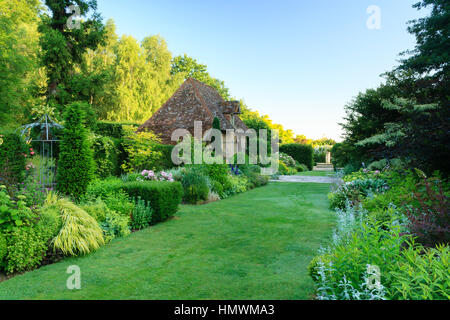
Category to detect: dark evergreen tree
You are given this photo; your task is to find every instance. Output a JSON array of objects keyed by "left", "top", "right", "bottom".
[{"left": 57, "top": 102, "right": 95, "bottom": 199}]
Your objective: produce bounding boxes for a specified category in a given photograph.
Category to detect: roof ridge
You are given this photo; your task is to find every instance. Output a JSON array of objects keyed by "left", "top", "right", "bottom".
[
  {"left": 187, "top": 77, "right": 226, "bottom": 103},
  {"left": 190, "top": 79, "right": 214, "bottom": 118}
]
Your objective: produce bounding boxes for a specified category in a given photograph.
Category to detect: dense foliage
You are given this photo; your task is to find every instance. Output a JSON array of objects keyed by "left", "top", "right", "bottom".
[
  {"left": 0, "top": 133, "right": 28, "bottom": 190},
  {"left": 57, "top": 102, "right": 95, "bottom": 199},
  {"left": 310, "top": 167, "right": 450, "bottom": 300}
]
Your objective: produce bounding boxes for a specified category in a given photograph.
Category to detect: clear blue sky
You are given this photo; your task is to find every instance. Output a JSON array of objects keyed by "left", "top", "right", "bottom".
[{"left": 96, "top": 0, "right": 427, "bottom": 141}]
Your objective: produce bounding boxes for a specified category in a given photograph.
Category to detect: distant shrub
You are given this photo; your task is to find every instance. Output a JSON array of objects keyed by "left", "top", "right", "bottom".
[
  {"left": 0, "top": 133, "right": 28, "bottom": 190},
  {"left": 239, "top": 164, "right": 269, "bottom": 189},
  {"left": 121, "top": 181, "right": 183, "bottom": 224},
  {"left": 280, "top": 144, "right": 314, "bottom": 170},
  {"left": 280, "top": 153, "right": 296, "bottom": 167},
  {"left": 181, "top": 171, "right": 210, "bottom": 204},
  {"left": 57, "top": 102, "right": 95, "bottom": 199},
  {"left": 329, "top": 178, "right": 388, "bottom": 210},
  {"left": 296, "top": 163, "right": 308, "bottom": 172},
  {"left": 278, "top": 160, "right": 289, "bottom": 175}
]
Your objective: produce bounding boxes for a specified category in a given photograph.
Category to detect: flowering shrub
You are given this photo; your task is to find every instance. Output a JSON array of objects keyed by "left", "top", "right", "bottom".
[
  {"left": 140, "top": 170, "right": 174, "bottom": 182},
  {"left": 280, "top": 153, "right": 296, "bottom": 168}
]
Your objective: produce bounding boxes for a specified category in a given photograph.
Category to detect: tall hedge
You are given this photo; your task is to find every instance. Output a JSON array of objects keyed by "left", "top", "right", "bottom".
[
  {"left": 280, "top": 143, "right": 314, "bottom": 170},
  {"left": 120, "top": 181, "right": 183, "bottom": 224},
  {"left": 0, "top": 133, "right": 28, "bottom": 189},
  {"left": 57, "top": 102, "right": 95, "bottom": 199}
]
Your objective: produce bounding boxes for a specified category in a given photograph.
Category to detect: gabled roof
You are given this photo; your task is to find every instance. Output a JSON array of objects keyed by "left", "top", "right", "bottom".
[{"left": 137, "top": 78, "right": 248, "bottom": 144}]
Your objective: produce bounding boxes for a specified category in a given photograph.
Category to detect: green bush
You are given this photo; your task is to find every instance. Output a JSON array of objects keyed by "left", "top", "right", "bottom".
[
  {"left": 5, "top": 226, "right": 48, "bottom": 274},
  {"left": 278, "top": 161, "right": 289, "bottom": 175},
  {"left": 280, "top": 153, "right": 296, "bottom": 167},
  {"left": 389, "top": 244, "right": 449, "bottom": 300},
  {"left": 329, "top": 178, "right": 388, "bottom": 210},
  {"left": 296, "top": 163, "right": 308, "bottom": 172},
  {"left": 0, "top": 232, "right": 6, "bottom": 269},
  {"left": 80, "top": 199, "right": 108, "bottom": 223},
  {"left": 280, "top": 144, "right": 314, "bottom": 170},
  {"left": 210, "top": 180, "right": 225, "bottom": 198},
  {"left": 181, "top": 171, "right": 210, "bottom": 204},
  {"left": 226, "top": 175, "right": 248, "bottom": 196},
  {"left": 84, "top": 177, "right": 136, "bottom": 218},
  {"left": 84, "top": 177, "right": 124, "bottom": 201},
  {"left": 0, "top": 133, "right": 28, "bottom": 190},
  {"left": 0, "top": 187, "right": 35, "bottom": 233},
  {"left": 57, "top": 102, "right": 95, "bottom": 199},
  {"left": 121, "top": 181, "right": 183, "bottom": 224},
  {"left": 130, "top": 197, "right": 153, "bottom": 230},
  {"left": 36, "top": 206, "right": 62, "bottom": 242},
  {"left": 101, "top": 210, "right": 130, "bottom": 242},
  {"left": 91, "top": 133, "right": 119, "bottom": 178}
]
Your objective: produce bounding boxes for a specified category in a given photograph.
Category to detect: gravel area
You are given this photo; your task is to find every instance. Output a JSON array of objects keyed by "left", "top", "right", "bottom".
[{"left": 271, "top": 175, "right": 342, "bottom": 184}]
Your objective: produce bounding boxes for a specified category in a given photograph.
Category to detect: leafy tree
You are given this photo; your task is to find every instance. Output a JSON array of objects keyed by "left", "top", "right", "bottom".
[
  {"left": 171, "top": 54, "right": 230, "bottom": 100},
  {"left": 57, "top": 102, "right": 95, "bottom": 199},
  {"left": 38, "top": 0, "right": 105, "bottom": 114},
  {"left": 0, "top": 0, "right": 42, "bottom": 127},
  {"left": 338, "top": 0, "right": 450, "bottom": 175}
]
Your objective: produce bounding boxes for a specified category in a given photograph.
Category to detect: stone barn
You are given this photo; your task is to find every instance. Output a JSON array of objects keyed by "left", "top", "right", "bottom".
[{"left": 137, "top": 78, "right": 248, "bottom": 155}]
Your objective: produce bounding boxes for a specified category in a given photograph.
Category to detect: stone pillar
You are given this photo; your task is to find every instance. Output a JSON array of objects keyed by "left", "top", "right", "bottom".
[{"left": 326, "top": 151, "right": 331, "bottom": 164}]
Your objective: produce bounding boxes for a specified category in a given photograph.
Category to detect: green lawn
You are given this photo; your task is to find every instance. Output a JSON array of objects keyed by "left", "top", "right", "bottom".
[
  {"left": 0, "top": 182, "right": 335, "bottom": 300},
  {"left": 296, "top": 171, "right": 335, "bottom": 177}
]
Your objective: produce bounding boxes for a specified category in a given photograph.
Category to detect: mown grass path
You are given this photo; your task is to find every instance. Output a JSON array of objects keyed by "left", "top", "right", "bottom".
[{"left": 0, "top": 182, "right": 335, "bottom": 300}]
